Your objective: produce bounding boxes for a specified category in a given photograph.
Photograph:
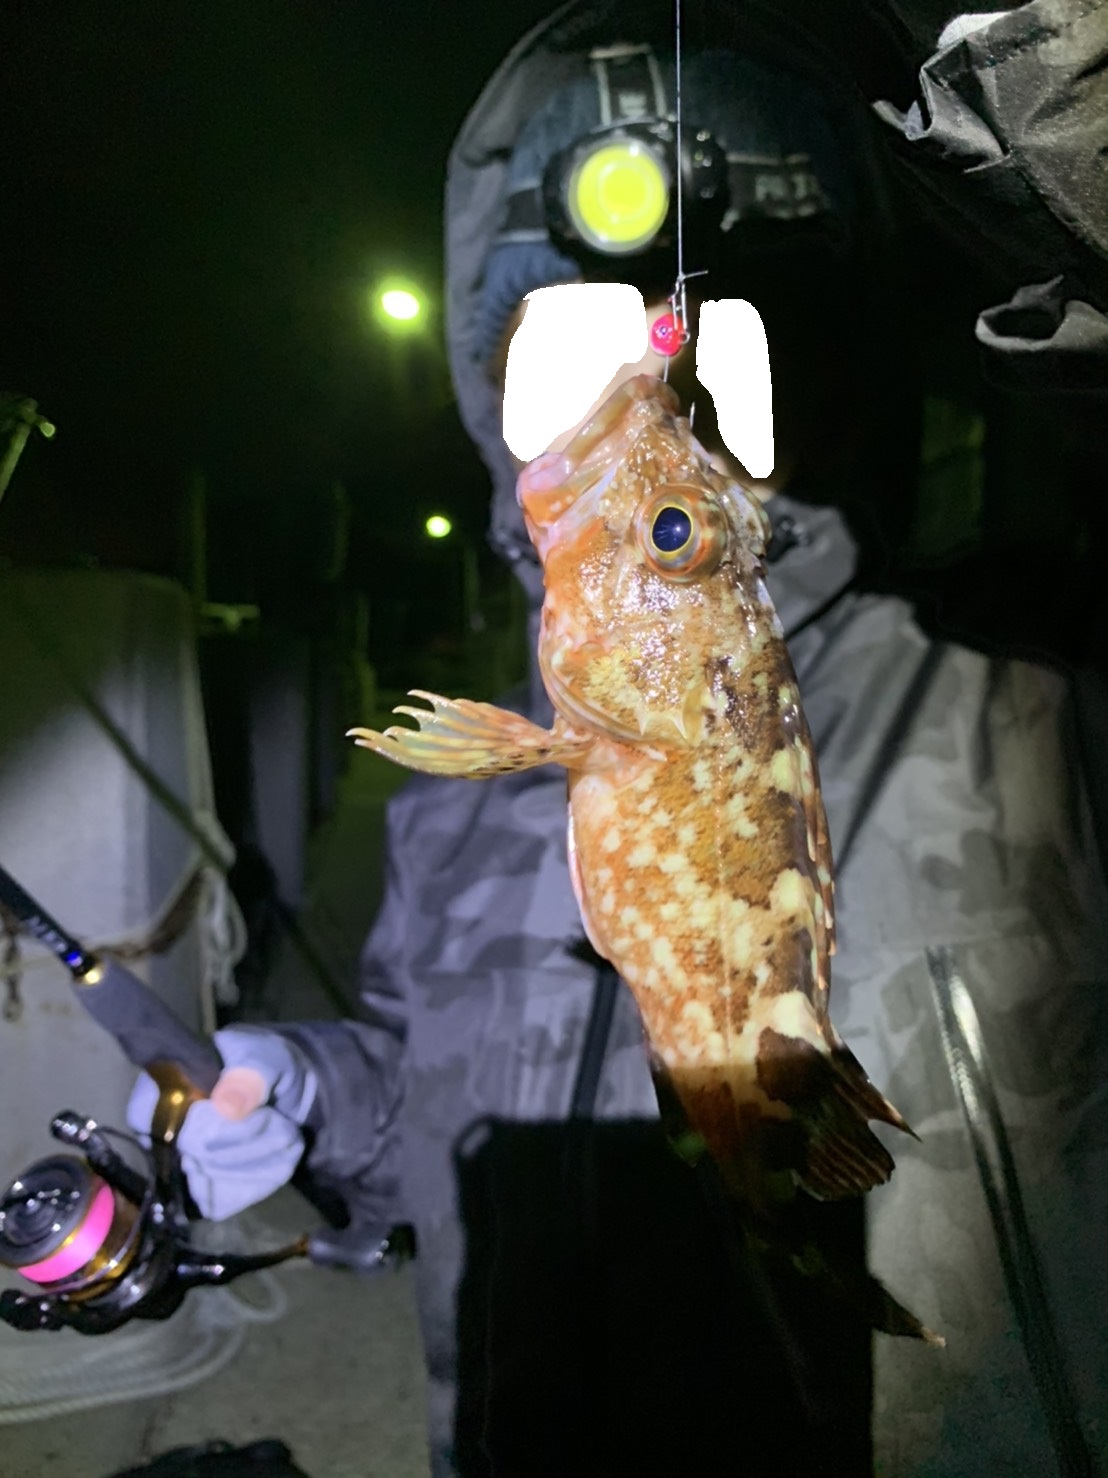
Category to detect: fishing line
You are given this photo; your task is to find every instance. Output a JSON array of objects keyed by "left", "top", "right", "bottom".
[
  {"left": 673, "top": 0, "right": 687, "bottom": 333},
  {"left": 662, "top": 0, "right": 706, "bottom": 385},
  {"left": 662, "top": 0, "right": 685, "bottom": 384}
]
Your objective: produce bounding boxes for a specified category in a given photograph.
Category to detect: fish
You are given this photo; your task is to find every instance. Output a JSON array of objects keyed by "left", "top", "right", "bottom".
[{"left": 350, "top": 373, "right": 940, "bottom": 1342}]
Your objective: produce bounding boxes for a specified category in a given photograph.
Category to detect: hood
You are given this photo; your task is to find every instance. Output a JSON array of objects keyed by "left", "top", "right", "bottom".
[
  {"left": 445, "top": 0, "right": 1108, "bottom": 607},
  {"left": 443, "top": 0, "right": 901, "bottom": 605}
]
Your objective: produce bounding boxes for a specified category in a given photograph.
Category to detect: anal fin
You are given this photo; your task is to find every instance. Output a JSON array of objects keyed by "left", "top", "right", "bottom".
[
  {"left": 795, "top": 1039, "right": 915, "bottom": 1202},
  {"left": 826, "top": 1033, "right": 916, "bottom": 1139}
]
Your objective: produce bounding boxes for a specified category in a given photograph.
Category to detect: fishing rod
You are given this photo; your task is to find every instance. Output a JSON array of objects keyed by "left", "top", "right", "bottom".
[
  {"left": 0, "top": 863, "right": 411, "bottom": 1335},
  {"left": 0, "top": 863, "right": 223, "bottom": 1088}
]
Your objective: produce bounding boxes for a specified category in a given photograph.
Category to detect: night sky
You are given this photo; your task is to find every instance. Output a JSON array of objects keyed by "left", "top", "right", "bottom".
[{"left": 0, "top": 1, "right": 557, "bottom": 577}]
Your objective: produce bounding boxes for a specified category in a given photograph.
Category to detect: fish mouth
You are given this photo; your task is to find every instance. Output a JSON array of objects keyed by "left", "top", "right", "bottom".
[
  {"left": 517, "top": 375, "right": 678, "bottom": 545},
  {"left": 520, "top": 459, "right": 617, "bottom": 568}
]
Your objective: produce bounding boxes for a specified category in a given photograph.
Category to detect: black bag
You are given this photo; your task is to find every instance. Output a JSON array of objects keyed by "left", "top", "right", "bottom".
[{"left": 109, "top": 1439, "right": 311, "bottom": 1478}]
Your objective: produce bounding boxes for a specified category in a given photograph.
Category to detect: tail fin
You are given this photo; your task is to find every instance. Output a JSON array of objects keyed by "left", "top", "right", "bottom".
[
  {"left": 652, "top": 1050, "right": 942, "bottom": 1344},
  {"left": 697, "top": 1155, "right": 945, "bottom": 1348},
  {"left": 862, "top": 1274, "right": 946, "bottom": 1346},
  {"left": 650, "top": 1045, "right": 941, "bottom": 1342},
  {"left": 783, "top": 1219, "right": 945, "bottom": 1345},
  {"left": 770, "top": 1045, "right": 943, "bottom": 1342}
]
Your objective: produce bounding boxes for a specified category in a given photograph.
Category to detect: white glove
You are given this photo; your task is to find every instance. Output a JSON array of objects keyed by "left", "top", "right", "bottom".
[{"left": 126, "top": 1026, "right": 318, "bottom": 1221}]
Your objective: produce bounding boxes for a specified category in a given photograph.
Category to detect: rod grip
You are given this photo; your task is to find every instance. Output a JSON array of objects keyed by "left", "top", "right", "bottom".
[{"left": 77, "top": 959, "right": 223, "bottom": 1095}]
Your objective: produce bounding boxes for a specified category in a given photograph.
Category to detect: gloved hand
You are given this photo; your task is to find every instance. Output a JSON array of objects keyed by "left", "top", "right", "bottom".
[{"left": 126, "top": 1026, "right": 319, "bottom": 1221}]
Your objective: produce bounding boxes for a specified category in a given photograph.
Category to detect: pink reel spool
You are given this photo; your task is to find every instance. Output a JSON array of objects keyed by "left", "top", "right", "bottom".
[{"left": 0, "top": 1154, "right": 136, "bottom": 1292}]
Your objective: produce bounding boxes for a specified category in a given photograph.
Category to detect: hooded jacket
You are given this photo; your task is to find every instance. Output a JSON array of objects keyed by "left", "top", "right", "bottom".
[{"left": 278, "top": 5, "right": 1108, "bottom": 1474}]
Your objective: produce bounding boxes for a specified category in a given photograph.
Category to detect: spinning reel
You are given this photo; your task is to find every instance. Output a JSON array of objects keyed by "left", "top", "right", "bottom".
[
  {"left": 0, "top": 865, "right": 412, "bottom": 1335},
  {"left": 0, "top": 1101, "right": 310, "bottom": 1335}
]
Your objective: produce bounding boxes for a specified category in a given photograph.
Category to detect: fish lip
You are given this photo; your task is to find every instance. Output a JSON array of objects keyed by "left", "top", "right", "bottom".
[
  {"left": 515, "top": 452, "right": 569, "bottom": 504},
  {"left": 518, "top": 380, "right": 671, "bottom": 532}
]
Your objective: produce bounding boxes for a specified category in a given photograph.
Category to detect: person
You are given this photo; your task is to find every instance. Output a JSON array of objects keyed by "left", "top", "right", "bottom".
[{"left": 130, "top": 5, "right": 1108, "bottom": 1474}]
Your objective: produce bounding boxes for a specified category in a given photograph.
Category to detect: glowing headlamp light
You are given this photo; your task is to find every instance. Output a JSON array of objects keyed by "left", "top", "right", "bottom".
[
  {"left": 565, "top": 137, "right": 670, "bottom": 255},
  {"left": 541, "top": 120, "right": 728, "bottom": 260}
]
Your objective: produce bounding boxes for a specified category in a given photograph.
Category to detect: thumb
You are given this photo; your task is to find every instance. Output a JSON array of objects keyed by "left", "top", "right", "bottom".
[{"left": 208, "top": 1065, "right": 268, "bottom": 1122}]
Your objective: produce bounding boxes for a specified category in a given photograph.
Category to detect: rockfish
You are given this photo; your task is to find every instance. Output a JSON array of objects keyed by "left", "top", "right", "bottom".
[{"left": 351, "top": 375, "right": 936, "bottom": 1339}]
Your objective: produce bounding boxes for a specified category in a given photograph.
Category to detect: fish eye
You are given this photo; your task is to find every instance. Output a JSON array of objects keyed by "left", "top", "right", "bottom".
[
  {"left": 634, "top": 485, "right": 726, "bottom": 581},
  {"left": 650, "top": 505, "right": 692, "bottom": 554}
]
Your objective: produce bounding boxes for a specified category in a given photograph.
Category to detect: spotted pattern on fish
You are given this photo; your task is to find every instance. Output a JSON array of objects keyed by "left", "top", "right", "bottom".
[{"left": 523, "top": 376, "right": 906, "bottom": 1202}]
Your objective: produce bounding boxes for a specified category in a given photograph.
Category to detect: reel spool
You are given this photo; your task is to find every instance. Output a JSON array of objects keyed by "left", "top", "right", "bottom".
[
  {"left": 0, "top": 1111, "right": 312, "bottom": 1335},
  {"left": 0, "top": 1153, "right": 140, "bottom": 1300}
]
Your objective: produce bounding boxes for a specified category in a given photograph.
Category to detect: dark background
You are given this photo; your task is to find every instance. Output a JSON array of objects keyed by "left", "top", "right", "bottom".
[
  {"left": 0, "top": 0, "right": 563, "bottom": 660},
  {"left": 2, "top": 1, "right": 1102, "bottom": 647}
]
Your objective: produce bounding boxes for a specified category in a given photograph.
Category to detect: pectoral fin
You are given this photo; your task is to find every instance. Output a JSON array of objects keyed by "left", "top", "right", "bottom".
[{"left": 349, "top": 690, "right": 593, "bottom": 778}]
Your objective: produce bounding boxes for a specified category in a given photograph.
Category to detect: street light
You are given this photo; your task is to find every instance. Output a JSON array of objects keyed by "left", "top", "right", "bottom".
[
  {"left": 382, "top": 289, "right": 421, "bottom": 322},
  {"left": 421, "top": 513, "right": 481, "bottom": 643},
  {"left": 371, "top": 278, "right": 426, "bottom": 335},
  {"left": 367, "top": 275, "right": 442, "bottom": 429}
]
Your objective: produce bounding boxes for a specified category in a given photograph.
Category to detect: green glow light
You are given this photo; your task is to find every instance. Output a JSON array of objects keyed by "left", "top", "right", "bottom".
[
  {"left": 371, "top": 278, "right": 426, "bottom": 333},
  {"left": 425, "top": 515, "right": 452, "bottom": 539},
  {"left": 381, "top": 288, "right": 421, "bottom": 321}
]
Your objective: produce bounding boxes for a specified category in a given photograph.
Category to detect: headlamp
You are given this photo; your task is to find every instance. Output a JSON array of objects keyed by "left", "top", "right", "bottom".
[
  {"left": 542, "top": 119, "right": 728, "bottom": 259},
  {"left": 493, "top": 45, "right": 838, "bottom": 276},
  {"left": 566, "top": 137, "right": 669, "bottom": 255}
]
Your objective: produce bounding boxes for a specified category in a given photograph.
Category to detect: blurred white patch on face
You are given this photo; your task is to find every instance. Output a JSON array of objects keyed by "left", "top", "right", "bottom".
[
  {"left": 502, "top": 283, "right": 646, "bottom": 460},
  {"left": 696, "top": 299, "right": 774, "bottom": 480}
]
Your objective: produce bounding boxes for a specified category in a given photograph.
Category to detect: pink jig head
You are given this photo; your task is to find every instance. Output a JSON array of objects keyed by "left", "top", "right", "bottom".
[{"left": 649, "top": 312, "right": 688, "bottom": 358}]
